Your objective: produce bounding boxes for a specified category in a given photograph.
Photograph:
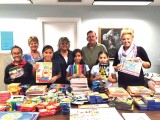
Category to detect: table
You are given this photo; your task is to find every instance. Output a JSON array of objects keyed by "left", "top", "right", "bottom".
[{"left": 38, "top": 107, "right": 160, "bottom": 120}]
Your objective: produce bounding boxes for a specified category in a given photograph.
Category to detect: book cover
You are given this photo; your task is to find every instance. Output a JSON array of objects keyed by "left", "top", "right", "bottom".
[
  {"left": 127, "top": 86, "right": 151, "bottom": 96},
  {"left": 0, "top": 112, "right": 39, "bottom": 120},
  {"left": 26, "top": 85, "right": 47, "bottom": 95},
  {"left": 120, "top": 60, "right": 142, "bottom": 77},
  {"left": 107, "top": 87, "right": 129, "bottom": 97},
  {"left": 36, "top": 62, "right": 52, "bottom": 83},
  {"left": 9, "top": 66, "right": 24, "bottom": 79}
]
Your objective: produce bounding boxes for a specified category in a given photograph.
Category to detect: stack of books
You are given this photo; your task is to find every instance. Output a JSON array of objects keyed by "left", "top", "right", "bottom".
[
  {"left": 134, "top": 99, "right": 148, "bottom": 110},
  {"left": 149, "top": 77, "right": 160, "bottom": 95},
  {"left": 127, "top": 86, "right": 152, "bottom": 97},
  {"left": 70, "top": 78, "right": 90, "bottom": 95},
  {"left": 142, "top": 96, "right": 160, "bottom": 110},
  {"left": 135, "top": 96, "right": 160, "bottom": 111},
  {"left": 26, "top": 85, "right": 47, "bottom": 96},
  {"left": 107, "top": 87, "right": 129, "bottom": 98},
  {"left": 109, "top": 97, "right": 134, "bottom": 111}
]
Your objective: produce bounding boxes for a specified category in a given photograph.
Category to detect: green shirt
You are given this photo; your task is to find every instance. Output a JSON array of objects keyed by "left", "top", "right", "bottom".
[{"left": 82, "top": 43, "right": 107, "bottom": 69}]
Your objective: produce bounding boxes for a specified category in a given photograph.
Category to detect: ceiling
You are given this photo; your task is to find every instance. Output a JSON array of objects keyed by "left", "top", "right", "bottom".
[{"left": 31, "top": 0, "right": 160, "bottom": 6}]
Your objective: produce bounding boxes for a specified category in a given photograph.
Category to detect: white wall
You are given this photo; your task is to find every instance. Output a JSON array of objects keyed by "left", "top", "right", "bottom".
[{"left": 0, "top": 5, "right": 160, "bottom": 73}]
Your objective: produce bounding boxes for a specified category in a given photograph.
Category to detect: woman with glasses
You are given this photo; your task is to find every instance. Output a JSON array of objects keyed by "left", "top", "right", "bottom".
[
  {"left": 23, "top": 36, "right": 42, "bottom": 65},
  {"left": 4, "top": 45, "right": 35, "bottom": 85},
  {"left": 53, "top": 37, "right": 73, "bottom": 84}
]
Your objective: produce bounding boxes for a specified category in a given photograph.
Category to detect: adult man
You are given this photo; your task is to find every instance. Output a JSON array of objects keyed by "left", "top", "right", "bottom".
[{"left": 82, "top": 30, "right": 107, "bottom": 69}]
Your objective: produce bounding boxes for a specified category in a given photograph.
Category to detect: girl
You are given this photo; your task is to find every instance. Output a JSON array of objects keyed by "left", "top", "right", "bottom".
[
  {"left": 34, "top": 45, "right": 61, "bottom": 84},
  {"left": 90, "top": 51, "right": 117, "bottom": 87},
  {"left": 4, "top": 45, "right": 35, "bottom": 85},
  {"left": 66, "top": 49, "right": 90, "bottom": 81}
]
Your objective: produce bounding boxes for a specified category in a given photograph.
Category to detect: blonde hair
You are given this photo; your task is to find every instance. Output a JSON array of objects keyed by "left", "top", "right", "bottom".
[
  {"left": 28, "top": 36, "right": 39, "bottom": 45},
  {"left": 57, "top": 37, "right": 70, "bottom": 50},
  {"left": 120, "top": 28, "right": 134, "bottom": 38}
]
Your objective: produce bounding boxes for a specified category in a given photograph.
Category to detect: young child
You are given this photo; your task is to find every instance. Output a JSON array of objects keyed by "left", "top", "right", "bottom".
[
  {"left": 4, "top": 45, "right": 35, "bottom": 85},
  {"left": 90, "top": 51, "right": 117, "bottom": 87},
  {"left": 66, "top": 49, "right": 90, "bottom": 81},
  {"left": 33, "top": 45, "right": 61, "bottom": 85}
]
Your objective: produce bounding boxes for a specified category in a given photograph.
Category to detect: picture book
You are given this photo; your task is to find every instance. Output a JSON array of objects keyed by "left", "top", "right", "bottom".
[
  {"left": 107, "top": 87, "right": 129, "bottom": 97},
  {"left": 120, "top": 60, "right": 142, "bottom": 77},
  {"left": 0, "top": 112, "right": 39, "bottom": 120},
  {"left": 69, "top": 65, "right": 87, "bottom": 75},
  {"left": 36, "top": 62, "right": 52, "bottom": 83},
  {"left": 127, "top": 86, "right": 151, "bottom": 96},
  {"left": 9, "top": 66, "right": 24, "bottom": 79},
  {"left": 26, "top": 85, "right": 47, "bottom": 95}
]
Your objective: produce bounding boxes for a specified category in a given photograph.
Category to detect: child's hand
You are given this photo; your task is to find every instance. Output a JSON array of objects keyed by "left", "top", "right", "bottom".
[
  {"left": 79, "top": 74, "right": 86, "bottom": 78},
  {"left": 49, "top": 77, "right": 56, "bottom": 83},
  {"left": 33, "top": 63, "right": 39, "bottom": 71},
  {"left": 107, "top": 76, "right": 113, "bottom": 82},
  {"left": 95, "top": 73, "right": 102, "bottom": 80},
  {"left": 72, "top": 74, "right": 77, "bottom": 78}
]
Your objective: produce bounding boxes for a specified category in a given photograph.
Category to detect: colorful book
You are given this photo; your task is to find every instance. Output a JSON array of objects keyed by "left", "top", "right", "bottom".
[
  {"left": 36, "top": 62, "right": 52, "bottom": 83},
  {"left": 9, "top": 66, "right": 24, "bottom": 79},
  {"left": 107, "top": 87, "right": 129, "bottom": 97},
  {"left": 127, "top": 86, "right": 151, "bottom": 96},
  {"left": 120, "top": 60, "right": 142, "bottom": 77},
  {"left": 26, "top": 85, "right": 47, "bottom": 95},
  {"left": 69, "top": 65, "right": 86, "bottom": 75},
  {"left": 0, "top": 112, "right": 39, "bottom": 120}
]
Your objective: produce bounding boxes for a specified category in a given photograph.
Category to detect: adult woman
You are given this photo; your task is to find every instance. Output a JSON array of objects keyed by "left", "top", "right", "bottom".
[
  {"left": 113, "top": 28, "right": 151, "bottom": 89},
  {"left": 23, "top": 36, "right": 42, "bottom": 65},
  {"left": 4, "top": 45, "right": 34, "bottom": 85},
  {"left": 53, "top": 37, "right": 73, "bottom": 84}
]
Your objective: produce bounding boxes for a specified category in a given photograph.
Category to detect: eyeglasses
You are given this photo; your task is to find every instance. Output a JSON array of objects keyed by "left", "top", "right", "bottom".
[{"left": 12, "top": 52, "right": 21, "bottom": 56}]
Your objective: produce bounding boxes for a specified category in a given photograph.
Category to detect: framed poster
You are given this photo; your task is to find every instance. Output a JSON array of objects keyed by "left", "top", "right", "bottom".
[{"left": 98, "top": 28, "right": 122, "bottom": 59}]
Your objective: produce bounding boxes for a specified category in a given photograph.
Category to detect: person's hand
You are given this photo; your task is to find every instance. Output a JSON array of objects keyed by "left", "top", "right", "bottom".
[
  {"left": 95, "top": 73, "right": 102, "bottom": 80},
  {"left": 72, "top": 74, "right": 77, "bottom": 78},
  {"left": 33, "top": 63, "right": 39, "bottom": 71},
  {"left": 117, "top": 64, "right": 122, "bottom": 71},
  {"left": 79, "top": 74, "right": 86, "bottom": 78},
  {"left": 148, "top": 80, "right": 155, "bottom": 91},
  {"left": 133, "top": 57, "right": 142, "bottom": 62},
  {"left": 49, "top": 77, "right": 56, "bottom": 83},
  {"left": 107, "top": 76, "right": 112, "bottom": 82}
]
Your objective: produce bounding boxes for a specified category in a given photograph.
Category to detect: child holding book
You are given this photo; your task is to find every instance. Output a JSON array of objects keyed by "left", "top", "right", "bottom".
[
  {"left": 66, "top": 49, "right": 90, "bottom": 81},
  {"left": 4, "top": 45, "right": 35, "bottom": 85},
  {"left": 90, "top": 51, "right": 117, "bottom": 87},
  {"left": 33, "top": 45, "right": 61, "bottom": 85}
]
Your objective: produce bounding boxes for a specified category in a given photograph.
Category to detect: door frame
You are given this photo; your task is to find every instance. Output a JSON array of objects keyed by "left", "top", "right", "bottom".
[{"left": 38, "top": 17, "right": 81, "bottom": 49}]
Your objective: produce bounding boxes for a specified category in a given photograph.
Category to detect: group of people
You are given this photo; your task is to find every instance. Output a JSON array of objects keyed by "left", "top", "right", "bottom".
[{"left": 4, "top": 28, "right": 151, "bottom": 89}]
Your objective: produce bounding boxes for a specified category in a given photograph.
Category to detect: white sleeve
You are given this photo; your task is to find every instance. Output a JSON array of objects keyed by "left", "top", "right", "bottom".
[
  {"left": 109, "top": 66, "right": 116, "bottom": 74},
  {"left": 85, "top": 64, "right": 90, "bottom": 72},
  {"left": 66, "top": 65, "right": 70, "bottom": 72}
]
